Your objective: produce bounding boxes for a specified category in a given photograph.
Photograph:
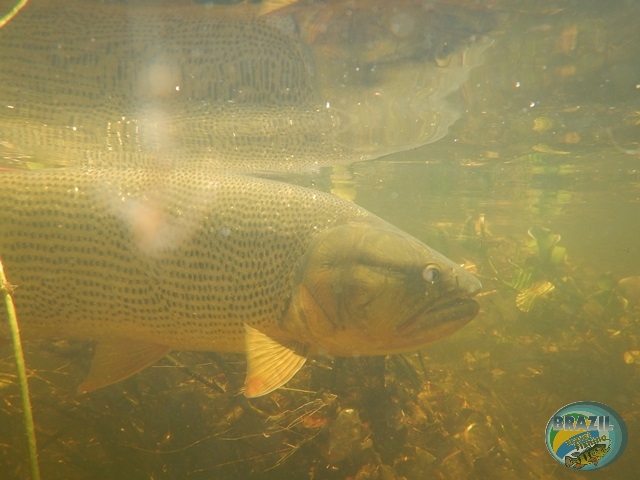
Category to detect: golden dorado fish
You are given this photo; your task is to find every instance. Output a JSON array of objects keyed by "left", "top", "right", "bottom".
[
  {"left": 0, "top": 0, "right": 493, "bottom": 172},
  {"left": 0, "top": 168, "right": 481, "bottom": 397}
]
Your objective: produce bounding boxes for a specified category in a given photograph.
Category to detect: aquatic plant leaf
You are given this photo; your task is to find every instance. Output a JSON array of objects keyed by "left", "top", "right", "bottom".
[
  {"left": 516, "top": 281, "right": 556, "bottom": 312},
  {"left": 549, "top": 245, "right": 567, "bottom": 265},
  {"left": 509, "top": 267, "right": 534, "bottom": 292},
  {"left": 527, "top": 225, "right": 566, "bottom": 265}
]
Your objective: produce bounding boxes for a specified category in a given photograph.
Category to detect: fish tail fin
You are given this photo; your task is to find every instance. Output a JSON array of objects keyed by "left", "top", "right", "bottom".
[{"left": 564, "top": 456, "right": 575, "bottom": 468}]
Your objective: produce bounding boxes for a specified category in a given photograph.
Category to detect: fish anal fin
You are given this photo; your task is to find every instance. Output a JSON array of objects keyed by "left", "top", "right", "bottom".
[
  {"left": 78, "top": 339, "right": 171, "bottom": 393},
  {"left": 244, "top": 324, "right": 308, "bottom": 398}
]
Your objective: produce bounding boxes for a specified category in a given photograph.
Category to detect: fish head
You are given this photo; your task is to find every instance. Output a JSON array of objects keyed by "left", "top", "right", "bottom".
[
  {"left": 593, "top": 444, "right": 610, "bottom": 457},
  {"left": 285, "top": 222, "right": 481, "bottom": 356}
]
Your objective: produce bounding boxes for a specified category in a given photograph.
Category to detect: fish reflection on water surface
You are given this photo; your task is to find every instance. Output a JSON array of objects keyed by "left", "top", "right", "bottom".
[
  {"left": 0, "top": 0, "right": 495, "bottom": 172},
  {"left": 0, "top": 168, "right": 481, "bottom": 397}
]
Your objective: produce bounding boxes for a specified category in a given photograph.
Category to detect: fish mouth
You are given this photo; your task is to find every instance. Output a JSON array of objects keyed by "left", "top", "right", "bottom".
[{"left": 396, "top": 293, "right": 480, "bottom": 336}]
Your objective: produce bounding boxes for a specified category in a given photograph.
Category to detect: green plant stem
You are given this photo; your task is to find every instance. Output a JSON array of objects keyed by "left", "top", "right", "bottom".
[
  {"left": 0, "top": 0, "right": 28, "bottom": 29},
  {"left": 0, "top": 258, "right": 41, "bottom": 480}
]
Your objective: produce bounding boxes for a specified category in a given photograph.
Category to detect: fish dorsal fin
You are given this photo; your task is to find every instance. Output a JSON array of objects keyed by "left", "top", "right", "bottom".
[
  {"left": 243, "top": 324, "right": 308, "bottom": 398},
  {"left": 78, "top": 339, "right": 171, "bottom": 393}
]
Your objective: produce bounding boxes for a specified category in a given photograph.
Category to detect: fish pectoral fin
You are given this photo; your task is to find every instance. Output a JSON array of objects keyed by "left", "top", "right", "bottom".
[
  {"left": 78, "top": 339, "right": 171, "bottom": 393},
  {"left": 243, "top": 323, "right": 308, "bottom": 398}
]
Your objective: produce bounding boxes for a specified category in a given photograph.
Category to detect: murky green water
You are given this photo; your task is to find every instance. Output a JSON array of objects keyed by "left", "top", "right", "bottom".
[{"left": 1, "top": 0, "right": 639, "bottom": 479}]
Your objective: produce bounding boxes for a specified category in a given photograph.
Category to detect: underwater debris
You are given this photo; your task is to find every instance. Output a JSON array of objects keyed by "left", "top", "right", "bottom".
[
  {"left": 616, "top": 276, "right": 640, "bottom": 313},
  {"left": 325, "top": 408, "right": 372, "bottom": 464}
]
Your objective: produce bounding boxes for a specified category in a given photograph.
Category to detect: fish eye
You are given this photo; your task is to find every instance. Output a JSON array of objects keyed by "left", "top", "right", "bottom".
[
  {"left": 434, "top": 42, "right": 454, "bottom": 67},
  {"left": 422, "top": 264, "right": 442, "bottom": 283}
]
